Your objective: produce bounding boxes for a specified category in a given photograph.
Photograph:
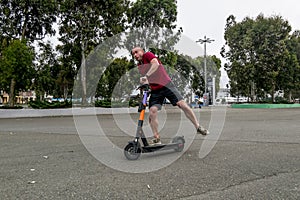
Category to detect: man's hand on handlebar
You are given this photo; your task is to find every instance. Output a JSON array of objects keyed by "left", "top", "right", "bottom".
[{"left": 140, "top": 76, "right": 149, "bottom": 84}]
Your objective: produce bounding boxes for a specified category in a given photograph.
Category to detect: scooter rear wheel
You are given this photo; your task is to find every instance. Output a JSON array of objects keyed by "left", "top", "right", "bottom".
[
  {"left": 124, "top": 143, "right": 141, "bottom": 160},
  {"left": 172, "top": 137, "right": 185, "bottom": 152}
]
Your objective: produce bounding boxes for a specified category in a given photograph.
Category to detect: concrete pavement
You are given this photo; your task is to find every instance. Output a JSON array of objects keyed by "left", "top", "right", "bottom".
[{"left": 0, "top": 108, "right": 299, "bottom": 199}]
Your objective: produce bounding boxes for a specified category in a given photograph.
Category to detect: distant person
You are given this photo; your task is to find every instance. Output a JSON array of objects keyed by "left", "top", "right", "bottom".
[{"left": 131, "top": 47, "right": 209, "bottom": 145}]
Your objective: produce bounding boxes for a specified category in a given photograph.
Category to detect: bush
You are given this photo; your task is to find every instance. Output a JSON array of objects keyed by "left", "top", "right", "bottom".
[
  {"left": 28, "top": 100, "right": 72, "bottom": 109},
  {"left": 95, "top": 99, "right": 139, "bottom": 108},
  {"left": 258, "top": 97, "right": 293, "bottom": 104},
  {"left": 0, "top": 105, "right": 23, "bottom": 109},
  {"left": 95, "top": 99, "right": 112, "bottom": 108},
  {"left": 274, "top": 97, "right": 292, "bottom": 104}
]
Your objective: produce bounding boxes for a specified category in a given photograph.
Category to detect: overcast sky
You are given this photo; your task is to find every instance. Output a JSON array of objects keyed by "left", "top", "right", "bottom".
[{"left": 175, "top": 0, "right": 300, "bottom": 87}]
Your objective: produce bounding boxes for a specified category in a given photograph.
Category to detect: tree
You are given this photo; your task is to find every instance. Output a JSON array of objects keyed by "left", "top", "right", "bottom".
[
  {"left": 58, "top": 0, "right": 130, "bottom": 105},
  {"left": 0, "top": 0, "right": 58, "bottom": 104},
  {"left": 124, "top": 0, "right": 181, "bottom": 52},
  {"left": 210, "top": 55, "right": 222, "bottom": 94},
  {"left": 283, "top": 31, "right": 300, "bottom": 101},
  {"left": 0, "top": 40, "right": 34, "bottom": 107},
  {"left": 222, "top": 14, "right": 293, "bottom": 102},
  {"left": 60, "top": 0, "right": 182, "bottom": 105},
  {"left": 174, "top": 54, "right": 198, "bottom": 101},
  {"left": 253, "top": 15, "right": 291, "bottom": 102},
  {"left": 33, "top": 41, "right": 58, "bottom": 100},
  {"left": 55, "top": 63, "right": 75, "bottom": 100},
  {"left": 221, "top": 15, "right": 256, "bottom": 100},
  {"left": 0, "top": 0, "right": 58, "bottom": 41},
  {"left": 96, "top": 57, "right": 136, "bottom": 99}
]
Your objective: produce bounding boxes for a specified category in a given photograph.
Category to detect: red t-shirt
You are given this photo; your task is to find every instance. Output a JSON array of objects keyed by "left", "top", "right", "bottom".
[{"left": 138, "top": 52, "right": 171, "bottom": 90}]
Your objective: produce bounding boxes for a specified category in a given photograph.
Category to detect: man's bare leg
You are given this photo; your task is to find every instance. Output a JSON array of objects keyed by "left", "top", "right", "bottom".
[
  {"left": 177, "top": 100, "right": 209, "bottom": 135},
  {"left": 149, "top": 106, "right": 160, "bottom": 139},
  {"left": 177, "top": 100, "right": 200, "bottom": 129}
]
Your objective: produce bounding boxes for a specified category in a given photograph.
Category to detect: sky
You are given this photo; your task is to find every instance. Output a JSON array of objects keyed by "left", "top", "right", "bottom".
[{"left": 175, "top": 0, "right": 300, "bottom": 87}]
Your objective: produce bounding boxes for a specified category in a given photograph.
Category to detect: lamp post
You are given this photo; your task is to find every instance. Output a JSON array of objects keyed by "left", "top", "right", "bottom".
[
  {"left": 212, "top": 75, "right": 216, "bottom": 106},
  {"left": 196, "top": 36, "right": 214, "bottom": 105}
]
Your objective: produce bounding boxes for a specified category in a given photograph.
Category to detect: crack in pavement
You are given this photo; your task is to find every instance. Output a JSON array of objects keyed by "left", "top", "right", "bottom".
[{"left": 177, "top": 169, "right": 300, "bottom": 200}]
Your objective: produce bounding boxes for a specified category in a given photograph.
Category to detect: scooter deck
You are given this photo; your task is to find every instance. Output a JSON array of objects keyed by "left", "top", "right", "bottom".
[{"left": 142, "top": 143, "right": 179, "bottom": 153}]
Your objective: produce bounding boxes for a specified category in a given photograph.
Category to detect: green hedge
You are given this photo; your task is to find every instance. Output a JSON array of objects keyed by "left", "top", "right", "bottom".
[
  {"left": 29, "top": 100, "right": 72, "bottom": 109},
  {"left": 27, "top": 99, "right": 139, "bottom": 109},
  {"left": 258, "top": 97, "right": 293, "bottom": 104},
  {"left": 95, "top": 99, "right": 139, "bottom": 108},
  {"left": 0, "top": 105, "right": 23, "bottom": 109}
]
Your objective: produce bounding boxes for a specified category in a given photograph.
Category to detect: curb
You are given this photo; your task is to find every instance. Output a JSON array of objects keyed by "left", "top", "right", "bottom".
[
  {"left": 231, "top": 104, "right": 300, "bottom": 109},
  {"left": 0, "top": 107, "right": 138, "bottom": 119}
]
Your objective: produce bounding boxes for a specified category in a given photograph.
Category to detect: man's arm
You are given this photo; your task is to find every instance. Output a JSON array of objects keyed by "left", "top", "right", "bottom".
[
  {"left": 140, "top": 58, "right": 160, "bottom": 84},
  {"left": 145, "top": 58, "right": 159, "bottom": 77}
]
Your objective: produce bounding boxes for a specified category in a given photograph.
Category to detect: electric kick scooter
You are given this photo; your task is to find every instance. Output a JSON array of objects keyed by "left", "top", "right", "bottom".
[{"left": 124, "top": 84, "right": 185, "bottom": 160}]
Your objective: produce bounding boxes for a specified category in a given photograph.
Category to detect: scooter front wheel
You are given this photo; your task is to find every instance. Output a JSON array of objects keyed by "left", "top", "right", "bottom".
[{"left": 124, "top": 143, "right": 141, "bottom": 160}]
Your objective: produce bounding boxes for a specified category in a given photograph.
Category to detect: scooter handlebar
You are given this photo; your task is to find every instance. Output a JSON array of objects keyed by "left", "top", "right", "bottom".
[{"left": 137, "top": 84, "right": 150, "bottom": 91}]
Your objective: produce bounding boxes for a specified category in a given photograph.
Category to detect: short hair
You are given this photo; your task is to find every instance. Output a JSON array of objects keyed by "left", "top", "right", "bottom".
[{"left": 131, "top": 46, "right": 144, "bottom": 55}]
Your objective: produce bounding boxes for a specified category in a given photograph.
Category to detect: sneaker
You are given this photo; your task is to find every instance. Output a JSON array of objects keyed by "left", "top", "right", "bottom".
[
  {"left": 148, "top": 137, "right": 162, "bottom": 145},
  {"left": 197, "top": 126, "right": 209, "bottom": 135}
]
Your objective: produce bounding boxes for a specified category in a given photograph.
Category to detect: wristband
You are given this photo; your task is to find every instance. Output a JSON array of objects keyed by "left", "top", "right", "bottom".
[{"left": 145, "top": 74, "right": 150, "bottom": 78}]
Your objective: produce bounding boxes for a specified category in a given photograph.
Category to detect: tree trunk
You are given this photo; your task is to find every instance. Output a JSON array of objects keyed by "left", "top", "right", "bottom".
[
  {"left": 81, "top": 42, "right": 87, "bottom": 105},
  {"left": 9, "top": 78, "right": 16, "bottom": 107},
  {"left": 64, "top": 85, "right": 68, "bottom": 100},
  {"left": 271, "top": 83, "right": 275, "bottom": 103},
  {"left": 251, "top": 81, "right": 256, "bottom": 102},
  {"left": 21, "top": 2, "right": 29, "bottom": 41},
  {"left": 36, "top": 90, "right": 42, "bottom": 101}
]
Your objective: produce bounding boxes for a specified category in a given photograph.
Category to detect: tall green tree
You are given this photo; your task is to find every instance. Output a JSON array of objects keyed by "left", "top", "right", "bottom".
[
  {"left": 125, "top": 0, "right": 181, "bottom": 52},
  {"left": 253, "top": 15, "right": 291, "bottom": 102},
  {"left": 55, "top": 62, "right": 75, "bottom": 100},
  {"left": 221, "top": 15, "right": 256, "bottom": 100},
  {"left": 96, "top": 57, "right": 136, "bottom": 99},
  {"left": 187, "top": 55, "right": 221, "bottom": 99},
  {"left": 210, "top": 55, "right": 222, "bottom": 95},
  {"left": 284, "top": 30, "right": 300, "bottom": 100},
  {"left": 34, "top": 41, "right": 59, "bottom": 101},
  {"left": 222, "top": 14, "right": 293, "bottom": 102},
  {"left": 0, "top": 0, "right": 58, "bottom": 41},
  {"left": 174, "top": 54, "right": 198, "bottom": 100},
  {"left": 0, "top": 0, "right": 58, "bottom": 104},
  {"left": 0, "top": 40, "right": 34, "bottom": 106},
  {"left": 58, "top": 0, "right": 129, "bottom": 105}
]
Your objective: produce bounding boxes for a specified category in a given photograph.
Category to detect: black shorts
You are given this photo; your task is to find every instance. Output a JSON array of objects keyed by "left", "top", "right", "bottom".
[{"left": 149, "top": 82, "right": 184, "bottom": 110}]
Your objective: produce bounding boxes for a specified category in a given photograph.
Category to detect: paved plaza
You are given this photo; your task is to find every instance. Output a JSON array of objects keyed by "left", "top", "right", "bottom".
[{"left": 0, "top": 107, "right": 299, "bottom": 199}]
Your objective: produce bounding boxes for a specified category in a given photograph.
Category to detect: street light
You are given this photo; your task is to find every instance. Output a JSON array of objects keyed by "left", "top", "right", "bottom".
[{"left": 196, "top": 36, "right": 214, "bottom": 105}]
